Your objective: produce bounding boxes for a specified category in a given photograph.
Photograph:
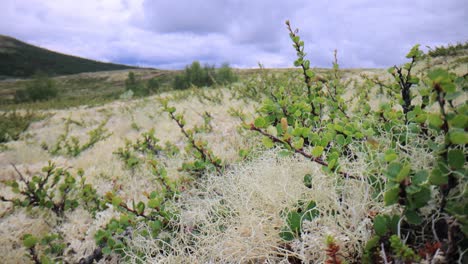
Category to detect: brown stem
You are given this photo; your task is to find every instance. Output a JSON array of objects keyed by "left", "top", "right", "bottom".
[{"left": 250, "top": 124, "right": 358, "bottom": 180}]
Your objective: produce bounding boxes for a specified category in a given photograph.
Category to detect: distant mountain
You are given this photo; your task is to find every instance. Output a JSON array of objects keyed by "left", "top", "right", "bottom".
[{"left": 0, "top": 35, "right": 139, "bottom": 78}]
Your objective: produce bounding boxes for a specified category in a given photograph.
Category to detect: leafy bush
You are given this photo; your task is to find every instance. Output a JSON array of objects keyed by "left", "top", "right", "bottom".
[
  {"left": 0, "top": 111, "right": 45, "bottom": 143},
  {"left": 15, "top": 73, "right": 58, "bottom": 102},
  {"left": 216, "top": 62, "right": 238, "bottom": 84},
  {"left": 43, "top": 117, "right": 112, "bottom": 157},
  {"left": 247, "top": 21, "right": 467, "bottom": 263}
]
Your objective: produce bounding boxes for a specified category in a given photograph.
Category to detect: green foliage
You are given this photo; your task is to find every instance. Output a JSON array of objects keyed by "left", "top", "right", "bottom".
[
  {"left": 0, "top": 111, "right": 45, "bottom": 143},
  {"left": 162, "top": 100, "right": 223, "bottom": 176},
  {"left": 45, "top": 117, "right": 112, "bottom": 157},
  {"left": 216, "top": 62, "right": 238, "bottom": 84},
  {"left": 389, "top": 235, "right": 420, "bottom": 262},
  {"left": 1, "top": 162, "right": 105, "bottom": 216},
  {"left": 427, "top": 41, "right": 468, "bottom": 57},
  {"left": 280, "top": 200, "right": 319, "bottom": 241},
  {"left": 247, "top": 21, "right": 467, "bottom": 262},
  {"left": 22, "top": 233, "right": 67, "bottom": 264},
  {"left": 173, "top": 61, "right": 238, "bottom": 89},
  {"left": 114, "top": 128, "right": 180, "bottom": 170},
  {"left": 125, "top": 71, "right": 153, "bottom": 97},
  {"left": 15, "top": 73, "right": 58, "bottom": 102},
  {"left": 96, "top": 160, "right": 180, "bottom": 260}
]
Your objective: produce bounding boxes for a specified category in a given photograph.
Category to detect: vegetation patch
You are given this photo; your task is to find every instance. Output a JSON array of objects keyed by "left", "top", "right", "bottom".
[{"left": 0, "top": 111, "right": 45, "bottom": 144}]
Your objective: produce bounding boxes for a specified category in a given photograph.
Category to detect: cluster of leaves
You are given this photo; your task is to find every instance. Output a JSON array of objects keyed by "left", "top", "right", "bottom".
[
  {"left": 248, "top": 21, "right": 467, "bottom": 263},
  {"left": 279, "top": 198, "right": 319, "bottom": 241},
  {"left": 44, "top": 117, "right": 112, "bottom": 157},
  {"left": 1, "top": 151, "right": 180, "bottom": 263},
  {"left": 427, "top": 41, "right": 468, "bottom": 58},
  {"left": 15, "top": 73, "right": 58, "bottom": 102},
  {"left": 0, "top": 162, "right": 106, "bottom": 262},
  {"left": 0, "top": 110, "right": 45, "bottom": 144},
  {"left": 22, "top": 233, "right": 67, "bottom": 264},
  {"left": 114, "top": 128, "right": 179, "bottom": 170},
  {"left": 162, "top": 100, "right": 223, "bottom": 177},
  {"left": 95, "top": 160, "right": 180, "bottom": 261},
  {"left": 173, "top": 61, "right": 238, "bottom": 90},
  {"left": 1, "top": 162, "right": 104, "bottom": 216}
]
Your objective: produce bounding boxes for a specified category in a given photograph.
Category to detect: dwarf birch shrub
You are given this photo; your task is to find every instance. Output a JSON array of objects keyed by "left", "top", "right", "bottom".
[{"left": 246, "top": 21, "right": 467, "bottom": 263}]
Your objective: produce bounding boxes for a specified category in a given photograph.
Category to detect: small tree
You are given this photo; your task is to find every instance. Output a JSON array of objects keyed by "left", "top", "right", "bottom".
[
  {"left": 216, "top": 62, "right": 237, "bottom": 84},
  {"left": 125, "top": 71, "right": 149, "bottom": 96},
  {"left": 146, "top": 77, "right": 160, "bottom": 93},
  {"left": 125, "top": 72, "right": 138, "bottom": 91}
]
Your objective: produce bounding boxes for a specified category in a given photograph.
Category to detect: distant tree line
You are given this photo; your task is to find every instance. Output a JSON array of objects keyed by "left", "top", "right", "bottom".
[
  {"left": 173, "top": 61, "right": 238, "bottom": 90},
  {"left": 427, "top": 41, "right": 468, "bottom": 57}
]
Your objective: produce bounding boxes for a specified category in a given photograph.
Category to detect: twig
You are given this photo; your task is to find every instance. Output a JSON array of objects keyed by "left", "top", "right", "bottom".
[{"left": 250, "top": 124, "right": 358, "bottom": 180}]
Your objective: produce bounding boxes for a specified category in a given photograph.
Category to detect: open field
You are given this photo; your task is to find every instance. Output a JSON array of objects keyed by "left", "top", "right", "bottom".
[{"left": 0, "top": 46, "right": 467, "bottom": 263}]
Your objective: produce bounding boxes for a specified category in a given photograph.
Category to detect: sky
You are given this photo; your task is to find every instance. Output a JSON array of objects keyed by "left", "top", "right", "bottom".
[{"left": 1, "top": 0, "right": 467, "bottom": 69}]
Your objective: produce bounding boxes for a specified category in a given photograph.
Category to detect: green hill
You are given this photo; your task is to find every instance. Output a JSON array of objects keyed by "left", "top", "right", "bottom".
[{"left": 0, "top": 35, "right": 139, "bottom": 78}]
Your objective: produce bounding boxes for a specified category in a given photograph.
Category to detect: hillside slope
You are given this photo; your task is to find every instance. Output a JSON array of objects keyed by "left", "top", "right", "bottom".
[{"left": 0, "top": 35, "right": 139, "bottom": 78}]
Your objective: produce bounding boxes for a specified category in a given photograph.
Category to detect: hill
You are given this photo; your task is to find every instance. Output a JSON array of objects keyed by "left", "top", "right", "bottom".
[{"left": 0, "top": 35, "right": 139, "bottom": 78}]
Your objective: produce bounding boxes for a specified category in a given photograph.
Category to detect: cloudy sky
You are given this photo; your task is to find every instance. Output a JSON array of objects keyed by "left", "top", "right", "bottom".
[{"left": 1, "top": 0, "right": 467, "bottom": 69}]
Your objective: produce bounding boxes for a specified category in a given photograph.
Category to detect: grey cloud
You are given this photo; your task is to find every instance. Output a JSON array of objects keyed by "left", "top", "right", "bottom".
[{"left": 0, "top": 0, "right": 466, "bottom": 69}]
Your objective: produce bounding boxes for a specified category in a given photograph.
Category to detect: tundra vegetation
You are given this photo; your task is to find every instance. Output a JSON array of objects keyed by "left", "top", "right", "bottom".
[{"left": 0, "top": 22, "right": 466, "bottom": 263}]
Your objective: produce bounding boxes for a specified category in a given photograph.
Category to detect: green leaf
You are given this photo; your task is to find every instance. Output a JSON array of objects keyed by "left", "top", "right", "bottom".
[
  {"left": 279, "top": 227, "right": 295, "bottom": 241},
  {"left": 409, "top": 187, "right": 431, "bottom": 209},
  {"left": 262, "top": 137, "right": 275, "bottom": 148},
  {"left": 167, "top": 107, "right": 176, "bottom": 114},
  {"left": 303, "top": 174, "right": 312, "bottom": 188},
  {"left": 335, "top": 134, "right": 346, "bottom": 146},
  {"left": 286, "top": 212, "right": 302, "bottom": 234},
  {"left": 23, "top": 234, "right": 38, "bottom": 248},
  {"left": 148, "top": 198, "right": 162, "bottom": 209},
  {"left": 386, "top": 162, "right": 402, "bottom": 180},
  {"left": 254, "top": 117, "right": 267, "bottom": 128},
  {"left": 429, "top": 168, "right": 448, "bottom": 185},
  {"left": 395, "top": 163, "right": 411, "bottom": 182},
  {"left": 449, "top": 114, "right": 467, "bottom": 128},
  {"left": 303, "top": 201, "right": 319, "bottom": 220},
  {"left": 406, "top": 44, "right": 422, "bottom": 58},
  {"left": 305, "top": 69, "right": 315, "bottom": 78},
  {"left": 427, "top": 113, "right": 443, "bottom": 129},
  {"left": 447, "top": 149, "right": 464, "bottom": 169},
  {"left": 102, "top": 246, "right": 112, "bottom": 255},
  {"left": 365, "top": 235, "right": 381, "bottom": 251},
  {"left": 408, "top": 77, "right": 420, "bottom": 84},
  {"left": 112, "top": 196, "right": 122, "bottom": 207},
  {"left": 373, "top": 215, "right": 388, "bottom": 236},
  {"left": 449, "top": 129, "right": 467, "bottom": 145},
  {"left": 311, "top": 146, "right": 324, "bottom": 158},
  {"left": 428, "top": 68, "right": 449, "bottom": 82},
  {"left": 384, "top": 186, "right": 400, "bottom": 206},
  {"left": 291, "top": 137, "right": 304, "bottom": 149},
  {"left": 384, "top": 150, "right": 398, "bottom": 162},
  {"left": 412, "top": 170, "right": 428, "bottom": 185},
  {"left": 405, "top": 210, "right": 423, "bottom": 225}
]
